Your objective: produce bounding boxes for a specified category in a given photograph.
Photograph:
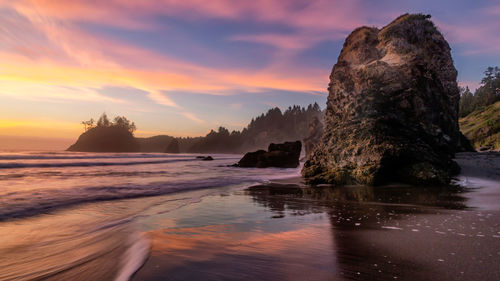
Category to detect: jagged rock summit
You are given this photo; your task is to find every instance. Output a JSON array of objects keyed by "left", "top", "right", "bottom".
[{"left": 303, "top": 14, "right": 472, "bottom": 186}]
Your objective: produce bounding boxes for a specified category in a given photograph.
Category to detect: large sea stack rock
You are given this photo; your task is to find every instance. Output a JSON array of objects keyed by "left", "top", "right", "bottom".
[
  {"left": 237, "top": 141, "right": 301, "bottom": 168},
  {"left": 303, "top": 14, "right": 472, "bottom": 186}
]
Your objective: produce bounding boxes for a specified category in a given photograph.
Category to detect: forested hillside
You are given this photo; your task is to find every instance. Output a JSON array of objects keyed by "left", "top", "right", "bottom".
[
  {"left": 70, "top": 103, "right": 324, "bottom": 153},
  {"left": 460, "top": 101, "right": 500, "bottom": 150},
  {"left": 182, "top": 103, "right": 323, "bottom": 153},
  {"left": 458, "top": 67, "right": 500, "bottom": 150},
  {"left": 459, "top": 66, "right": 500, "bottom": 117}
]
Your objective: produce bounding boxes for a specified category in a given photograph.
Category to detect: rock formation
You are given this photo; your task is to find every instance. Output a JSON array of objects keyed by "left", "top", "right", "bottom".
[
  {"left": 303, "top": 14, "right": 471, "bottom": 186},
  {"left": 303, "top": 116, "right": 324, "bottom": 159},
  {"left": 237, "top": 141, "right": 301, "bottom": 168},
  {"left": 67, "top": 126, "right": 140, "bottom": 152}
]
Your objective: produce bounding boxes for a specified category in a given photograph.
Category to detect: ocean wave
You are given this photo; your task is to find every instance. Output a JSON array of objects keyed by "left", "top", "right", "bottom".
[
  {"left": 0, "top": 151, "right": 300, "bottom": 220},
  {"left": 0, "top": 212, "right": 148, "bottom": 281},
  {"left": 0, "top": 158, "right": 200, "bottom": 169},
  {"left": 115, "top": 233, "right": 150, "bottom": 281},
  {"left": 0, "top": 178, "right": 260, "bottom": 221},
  {"left": 0, "top": 170, "right": 178, "bottom": 180},
  {"left": 0, "top": 153, "right": 241, "bottom": 161},
  {"left": 0, "top": 153, "right": 218, "bottom": 161}
]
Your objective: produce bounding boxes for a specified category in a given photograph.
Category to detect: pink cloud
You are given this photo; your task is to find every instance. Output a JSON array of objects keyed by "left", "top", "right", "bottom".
[
  {"left": 181, "top": 112, "right": 206, "bottom": 124},
  {"left": 0, "top": 0, "right": 369, "bottom": 100},
  {"left": 7, "top": 0, "right": 499, "bottom": 58},
  {"left": 2, "top": 5, "right": 329, "bottom": 93},
  {"left": 3, "top": 0, "right": 365, "bottom": 32},
  {"left": 148, "top": 91, "right": 179, "bottom": 108},
  {"left": 3, "top": 0, "right": 158, "bottom": 29}
]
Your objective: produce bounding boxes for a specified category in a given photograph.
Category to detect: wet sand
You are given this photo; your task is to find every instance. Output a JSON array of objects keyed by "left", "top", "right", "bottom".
[
  {"left": 1, "top": 153, "right": 498, "bottom": 280},
  {"left": 132, "top": 152, "right": 500, "bottom": 281}
]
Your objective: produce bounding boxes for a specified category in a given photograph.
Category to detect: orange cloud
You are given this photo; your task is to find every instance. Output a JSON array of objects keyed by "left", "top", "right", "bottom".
[
  {"left": 1, "top": 0, "right": 339, "bottom": 137},
  {"left": 0, "top": 5, "right": 327, "bottom": 100}
]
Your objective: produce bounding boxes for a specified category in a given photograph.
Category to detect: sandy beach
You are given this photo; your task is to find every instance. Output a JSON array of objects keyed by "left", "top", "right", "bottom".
[
  {"left": 0, "top": 152, "right": 498, "bottom": 281},
  {"left": 130, "top": 152, "right": 500, "bottom": 281}
]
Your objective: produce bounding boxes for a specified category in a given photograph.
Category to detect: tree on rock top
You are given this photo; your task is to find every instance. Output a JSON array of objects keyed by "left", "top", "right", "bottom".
[{"left": 68, "top": 113, "right": 139, "bottom": 152}]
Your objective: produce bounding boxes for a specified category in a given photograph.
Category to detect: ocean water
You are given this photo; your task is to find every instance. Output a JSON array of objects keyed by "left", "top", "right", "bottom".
[
  {"left": 0, "top": 151, "right": 300, "bottom": 281},
  {"left": 0, "top": 151, "right": 300, "bottom": 220}
]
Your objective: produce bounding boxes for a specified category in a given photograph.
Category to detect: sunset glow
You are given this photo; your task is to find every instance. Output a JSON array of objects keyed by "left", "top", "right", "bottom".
[{"left": 1, "top": 0, "right": 498, "bottom": 149}]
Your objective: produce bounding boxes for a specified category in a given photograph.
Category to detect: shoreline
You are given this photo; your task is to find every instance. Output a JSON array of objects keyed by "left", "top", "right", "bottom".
[
  {"left": 0, "top": 152, "right": 498, "bottom": 280},
  {"left": 131, "top": 152, "right": 500, "bottom": 281}
]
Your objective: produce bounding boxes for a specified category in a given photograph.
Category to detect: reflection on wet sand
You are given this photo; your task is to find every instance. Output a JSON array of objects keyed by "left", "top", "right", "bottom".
[
  {"left": 247, "top": 184, "right": 499, "bottom": 280},
  {"left": 133, "top": 181, "right": 499, "bottom": 281},
  {"left": 135, "top": 223, "right": 337, "bottom": 281}
]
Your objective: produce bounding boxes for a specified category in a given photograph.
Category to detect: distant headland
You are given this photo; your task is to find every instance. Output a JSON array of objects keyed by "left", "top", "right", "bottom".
[{"left": 67, "top": 103, "right": 323, "bottom": 154}]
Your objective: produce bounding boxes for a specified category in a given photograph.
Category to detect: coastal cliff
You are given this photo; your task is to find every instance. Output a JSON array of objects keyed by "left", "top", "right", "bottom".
[{"left": 303, "top": 14, "right": 472, "bottom": 186}]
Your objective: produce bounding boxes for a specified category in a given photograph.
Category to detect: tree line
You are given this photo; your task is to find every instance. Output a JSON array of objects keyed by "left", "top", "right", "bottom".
[
  {"left": 78, "top": 103, "right": 323, "bottom": 153},
  {"left": 180, "top": 103, "right": 323, "bottom": 153},
  {"left": 459, "top": 66, "right": 500, "bottom": 117},
  {"left": 81, "top": 113, "right": 137, "bottom": 133}
]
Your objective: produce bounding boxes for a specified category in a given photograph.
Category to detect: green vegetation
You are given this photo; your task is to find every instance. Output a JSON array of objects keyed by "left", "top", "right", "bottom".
[
  {"left": 81, "top": 113, "right": 136, "bottom": 133},
  {"left": 379, "top": 13, "right": 435, "bottom": 45},
  {"left": 458, "top": 66, "right": 500, "bottom": 150},
  {"left": 182, "top": 103, "right": 323, "bottom": 153},
  {"left": 70, "top": 104, "right": 323, "bottom": 153},
  {"left": 68, "top": 113, "right": 139, "bottom": 152},
  {"left": 459, "top": 100, "right": 500, "bottom": 150},
  {"left": 459, "top": 66, "right": 500, "bottom": 117}
]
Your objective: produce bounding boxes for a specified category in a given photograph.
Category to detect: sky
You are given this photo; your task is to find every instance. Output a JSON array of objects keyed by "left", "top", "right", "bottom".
[{"left": 0, "top": 0, "right": 499, "bottom": 150}]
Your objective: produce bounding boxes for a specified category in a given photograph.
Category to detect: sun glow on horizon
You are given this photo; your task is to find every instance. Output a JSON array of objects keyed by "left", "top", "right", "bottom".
[{"left": 0, "top": 0, "right": 498, "bottom": 149}]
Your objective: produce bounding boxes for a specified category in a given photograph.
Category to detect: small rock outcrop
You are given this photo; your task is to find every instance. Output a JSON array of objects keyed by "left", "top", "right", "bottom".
[
  {"left": 303, "top": 116, "right": 324, "bottom": 159},
  {"left": 67, "top": 126, "right": 139, "bottom": 152},
  {"left": 237, "top": 141, "right": 301, "bottom": 168},
  {"left": 164, "top": 139, "right": 180, "bottom": 153},
  {"left": 303, "top": 14, "right": 471, "bottom": 186}
]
